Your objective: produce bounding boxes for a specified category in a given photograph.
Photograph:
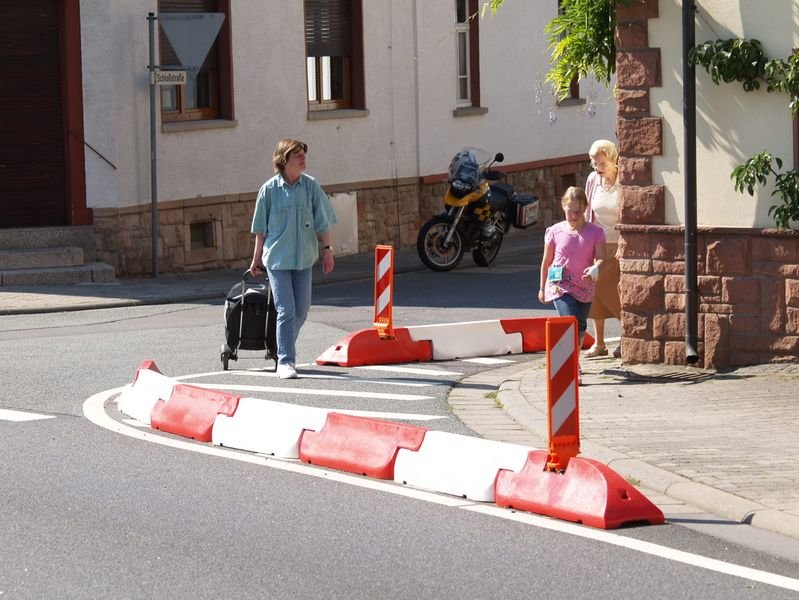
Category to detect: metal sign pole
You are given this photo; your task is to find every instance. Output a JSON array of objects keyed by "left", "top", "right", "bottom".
[{"left": 148, "top": 12, "right": 159, "bottom": 278}]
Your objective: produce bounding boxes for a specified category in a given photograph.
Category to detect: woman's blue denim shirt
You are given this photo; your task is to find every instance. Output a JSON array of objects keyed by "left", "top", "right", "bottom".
[{"left": 251, "top": 172, "right": 337, "bottom": 270}]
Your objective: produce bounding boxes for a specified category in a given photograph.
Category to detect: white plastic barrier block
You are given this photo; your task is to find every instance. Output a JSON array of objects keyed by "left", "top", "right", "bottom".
[
  {"left": 407, "top": 320, "right": 523, "bottom": 360},
  {"left": 393, "top": 431, "right": 535, "bottom": 502},
  {"left": 211, "top": 397, "right": 329, "bottom": 458},
  {"left": 117, "top": 369, "right": 177, "bottom": 425}
]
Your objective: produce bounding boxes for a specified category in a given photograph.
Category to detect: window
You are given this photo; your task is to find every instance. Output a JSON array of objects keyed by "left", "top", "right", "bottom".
[
  {"left": 304, "top": 0, "right": 364, "bottom": 111},
  {"left": 454, "top": 0, "right": 481, "bottom": 109},
  {"left": 158, "top": 0, "right": 233, "bottom": 122},
  {"left": 455, "top": 0, "right": 470, "bottom": 103}
]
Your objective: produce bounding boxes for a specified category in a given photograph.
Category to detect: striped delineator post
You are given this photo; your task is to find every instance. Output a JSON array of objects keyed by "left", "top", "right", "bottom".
[
  {"left": 545, "top": 316, "right": 580, "bottom": 471},
  {"left": 373, "top": 245, "right": 395, "bottom": 339}
]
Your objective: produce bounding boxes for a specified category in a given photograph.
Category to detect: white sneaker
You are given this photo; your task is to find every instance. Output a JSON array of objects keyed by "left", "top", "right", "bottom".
[{"left": 276, "top": 363, "right": 297, "bottom": 379}]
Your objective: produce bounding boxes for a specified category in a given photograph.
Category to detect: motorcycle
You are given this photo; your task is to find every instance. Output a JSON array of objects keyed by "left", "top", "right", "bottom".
[{"left": 416, "top": 148, "right": 539, "bottom": 271}]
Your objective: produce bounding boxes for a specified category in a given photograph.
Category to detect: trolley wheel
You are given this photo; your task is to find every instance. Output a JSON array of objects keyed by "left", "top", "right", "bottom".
[
  {"left": 221, "top": 351, "right": 230, "bottom": 371},
  {"left": 267, "top": 351, "right": 278, "bottom": 373}
]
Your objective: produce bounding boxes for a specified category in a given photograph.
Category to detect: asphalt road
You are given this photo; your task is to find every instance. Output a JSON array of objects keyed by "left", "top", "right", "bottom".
[{"left": 2, "top": 256, "right": 798, "bottom": 599}]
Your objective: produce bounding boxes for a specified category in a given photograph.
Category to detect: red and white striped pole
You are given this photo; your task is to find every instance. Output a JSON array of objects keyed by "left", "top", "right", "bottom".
[
  {"left": 545, "top": 316, "right": 580, "bottom": 471},
  {"left": 373, "top": 245, "right": 395, "bottom": 339}
]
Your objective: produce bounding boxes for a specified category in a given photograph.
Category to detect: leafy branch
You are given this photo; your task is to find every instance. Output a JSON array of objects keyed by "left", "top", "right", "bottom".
[
  {"left": 732, "top": 152, "right": 799, "bottom": 230},
  {"left": 689, "top": 40, "right": 799, "bottom": 116},
  {"left": 688, "top": 38, "right": 767, "bottom": 92}
]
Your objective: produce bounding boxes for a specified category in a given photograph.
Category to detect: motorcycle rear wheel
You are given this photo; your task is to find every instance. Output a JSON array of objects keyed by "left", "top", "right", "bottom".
[
  {"left": 472, "top": 232, "right": 503, "bottom": 267},
  {"left": 417, "top": 217, "right": 465, "bottom": 271}
]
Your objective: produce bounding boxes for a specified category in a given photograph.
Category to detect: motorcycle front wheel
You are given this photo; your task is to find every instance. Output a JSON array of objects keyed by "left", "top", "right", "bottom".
[
  {"left": 417, "top": 217, "right": 465, "bottom": 271},
  {"left": 472, "top": 231, "right": 503, "bottom": 267}
]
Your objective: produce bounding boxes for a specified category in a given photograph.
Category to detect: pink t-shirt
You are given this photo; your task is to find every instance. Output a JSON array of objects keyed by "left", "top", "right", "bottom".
[{"left": 543, "top": 220, "right": 606, "bottom": 303}]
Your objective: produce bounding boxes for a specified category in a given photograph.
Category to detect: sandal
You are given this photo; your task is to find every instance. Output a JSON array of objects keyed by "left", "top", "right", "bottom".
[
  {"left": 584, "top": 344, "right": 608, "bottom": 358},
  {"left": 613, "top": 346, "right": 621, "bottom": 359}
]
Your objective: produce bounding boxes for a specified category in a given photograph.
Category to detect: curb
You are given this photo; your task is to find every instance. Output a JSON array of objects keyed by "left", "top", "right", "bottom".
[{"left": 479, "top": 358, "right": 799, "bottom": 541}]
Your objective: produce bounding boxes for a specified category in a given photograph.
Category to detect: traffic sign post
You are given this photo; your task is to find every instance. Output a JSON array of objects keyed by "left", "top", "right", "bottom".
[
  {"left": 545, "top": 316, "right": 580, "bottom": 471},
  {"left": 373, "top": 245, "right": 395, "bottom": 339},
  {"left": 146, "top": 11, "right": 225, "bottom": 278}
]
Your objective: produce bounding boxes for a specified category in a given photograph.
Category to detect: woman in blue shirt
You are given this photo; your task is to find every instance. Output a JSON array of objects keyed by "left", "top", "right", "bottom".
[{"left": 249, "top": 139, "right": 337, "bottom": 379}]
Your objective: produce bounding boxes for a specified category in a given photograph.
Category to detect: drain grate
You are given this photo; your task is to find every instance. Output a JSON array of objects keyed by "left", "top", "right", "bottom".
[{"left": 602, "top": 368, "right": 717, "bottom": 384}]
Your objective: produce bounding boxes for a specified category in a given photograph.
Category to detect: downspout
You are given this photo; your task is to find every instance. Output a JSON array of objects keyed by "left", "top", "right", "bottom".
[
  {"left": 683, "top": 0, "right": 699, "bottom": 363},
  {"left": 412, "top": 0, "right": 421, "bottom": 184}
]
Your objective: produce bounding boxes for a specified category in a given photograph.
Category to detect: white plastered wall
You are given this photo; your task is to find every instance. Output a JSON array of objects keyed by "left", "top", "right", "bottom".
[
  {"left": 414, "top": 1, "right": 617, "bottom": 175},
  {"left": 81, "top": 1, "right": 616, "bottom": 211},
  {"left": 649, "top": 0, "right": 799, "bottom": 228}
]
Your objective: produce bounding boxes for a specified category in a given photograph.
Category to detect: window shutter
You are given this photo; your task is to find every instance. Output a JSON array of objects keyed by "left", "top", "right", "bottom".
[{"left": 305, "top": 0, "right": 352, "bottom": 58}]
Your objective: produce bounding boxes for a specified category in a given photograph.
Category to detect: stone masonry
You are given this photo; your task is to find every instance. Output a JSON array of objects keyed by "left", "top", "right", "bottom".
[{"left": 93, "top": 157, "right": 590, "bottom": 278}]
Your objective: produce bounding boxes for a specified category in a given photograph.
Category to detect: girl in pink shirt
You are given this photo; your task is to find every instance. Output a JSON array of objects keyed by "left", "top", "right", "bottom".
[{"left": 538, "top": 187, "right": 606, "bottom": 382}]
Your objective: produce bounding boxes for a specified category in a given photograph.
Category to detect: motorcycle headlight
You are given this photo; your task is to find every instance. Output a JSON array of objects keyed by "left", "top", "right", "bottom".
[{"left": 451, "top": 179, "right": 471, "bottom": 194}]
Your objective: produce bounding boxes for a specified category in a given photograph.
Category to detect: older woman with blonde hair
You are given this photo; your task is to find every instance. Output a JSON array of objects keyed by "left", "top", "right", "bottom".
[{"left": 583, "top": 139, "right": 622, "bottom": 358}]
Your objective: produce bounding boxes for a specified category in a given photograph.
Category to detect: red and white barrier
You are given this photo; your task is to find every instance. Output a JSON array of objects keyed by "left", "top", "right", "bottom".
[
  {"left": 545, "top": 316, "right": 580, "bottom": 470},
  {"left": 211, "top": 397, "right": 329, "bottom": 458},
  {"left": 407, "top": 320, "right": 523, "bottom": 360},
  {"left": 151, "top": 384, "right": 239, "bottom": 442},
  {"left": 494, "top": 317, "right": 665, "bottom": 528},
  {"left": 117, "top": 362, "right": 177, "bottom": 424},
  {"left": 119, "top": 348, "right": 663, "bottom": 530},
  {"left": 300, "top": 413, "right": 428, "bottom": 479},
  {"left": 393, "top": 431, "right": 535, "bottom": 502},
  {"left": 373, "top": 245, "right": 395, "bottom": 339},
  {"left": 317, "top": 317, "right": 596, "bottom": 367}
]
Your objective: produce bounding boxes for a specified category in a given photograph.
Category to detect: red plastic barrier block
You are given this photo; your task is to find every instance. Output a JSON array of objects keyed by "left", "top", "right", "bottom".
[
  {"left": 501, "top": 318, "right": 595, "bottom": 352},
  {"left": 500, "top": 318, "right": 548, "bottom": 353},
  {"left": 495, "top": 450, "right": 665, "bottom": 529},
  {"left": 315, "top": 327, "right": 432, "bottom": 367},
  {"left": 134, "top": 359, "right": 163, "bottom": 381},
  {"left": 299, "top": 412, "right": 429, "bottom": 479},
  {"left": 151, "top": 384, "right": 240, "bottom": 442}
]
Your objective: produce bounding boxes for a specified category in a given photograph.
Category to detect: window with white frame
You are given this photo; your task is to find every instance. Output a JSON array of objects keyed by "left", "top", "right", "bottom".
[
  {"left": 455, "top": 0, "right": 470, "bottom": 104},
  {"left": 453, "top": 0, "right": 481, "bottom": 111}
]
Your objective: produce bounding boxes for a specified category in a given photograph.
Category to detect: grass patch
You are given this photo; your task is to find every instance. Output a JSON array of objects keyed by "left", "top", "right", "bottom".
[{"left": 485, "top": 391, "right": 504, "bottom": 409}]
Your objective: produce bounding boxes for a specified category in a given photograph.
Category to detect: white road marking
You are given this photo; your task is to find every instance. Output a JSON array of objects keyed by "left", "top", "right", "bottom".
[
  {"left": 353, "top": 365, "right": 463, "bottom": 376},
  {"left": 121, "top": 418, "right": 148, "bottom": 427},
  {"left": 83, "top": 387, "right": 799, "bottom": 594},
  {"left": 461, "top": 357, "right": 516, "bottom": 365},
  {"left": 191, "top": 383, "right": 433, "bottom": 402},
  {"left": 227, "top": 370, "right": 440, "bottom": 388},
  {"left": 0, "top": 408, "right": 54, "bottom": 422}
]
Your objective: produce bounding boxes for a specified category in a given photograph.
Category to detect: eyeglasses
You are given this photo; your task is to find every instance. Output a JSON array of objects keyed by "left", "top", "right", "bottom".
[{"left": 590, "top": 160, "right": 611, "bottom": 169}]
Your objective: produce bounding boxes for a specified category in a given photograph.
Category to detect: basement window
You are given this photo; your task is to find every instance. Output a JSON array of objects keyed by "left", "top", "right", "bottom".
[{"left": 190, "top": 221, "right": 215, "bottom": 249}]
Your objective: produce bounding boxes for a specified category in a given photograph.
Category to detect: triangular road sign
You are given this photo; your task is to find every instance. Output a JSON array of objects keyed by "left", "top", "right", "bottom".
[{"left": 159, "top": 12, "right": 225, "bottom": 71}]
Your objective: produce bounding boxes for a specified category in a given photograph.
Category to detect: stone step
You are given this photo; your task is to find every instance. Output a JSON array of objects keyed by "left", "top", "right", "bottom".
[
  {"left": 0, "top": 247, "right": 85, "bottom": 270},
  {"left": 0, "top": 225, "right": 97, "bottom": 261},
  {"left": 0, "top": 262, "right": 116, "bottom": 286}
]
